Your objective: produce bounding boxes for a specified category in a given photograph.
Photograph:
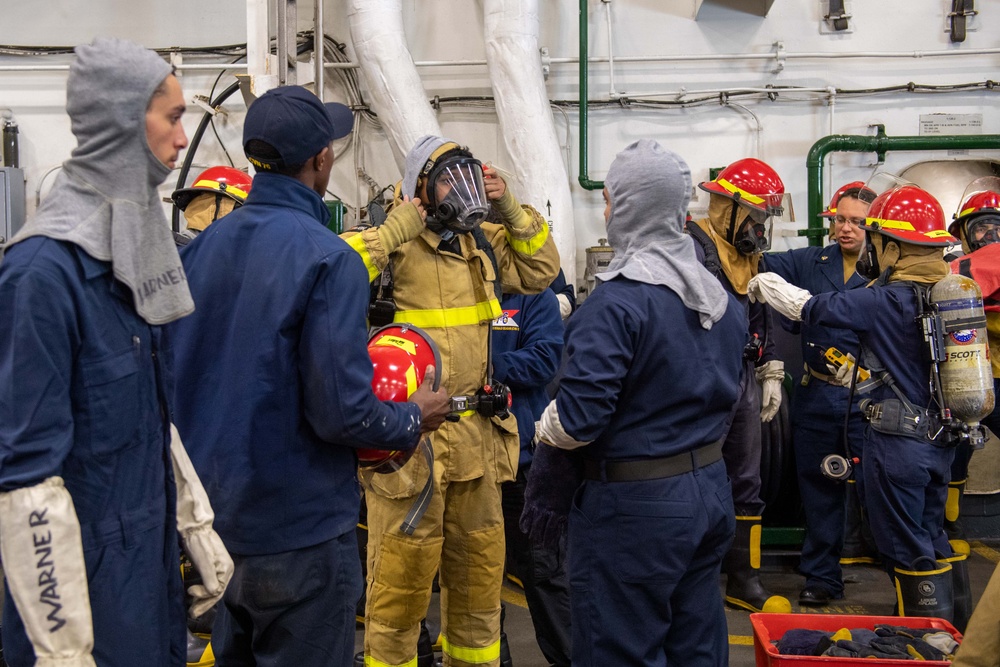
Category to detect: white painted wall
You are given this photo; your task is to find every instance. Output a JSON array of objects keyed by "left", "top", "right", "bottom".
[{"left": 1, "top": 0, "right": 998, "bottom": 288}]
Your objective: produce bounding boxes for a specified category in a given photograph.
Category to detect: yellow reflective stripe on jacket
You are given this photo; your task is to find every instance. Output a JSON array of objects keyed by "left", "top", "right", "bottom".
[
  {"left": 441, "top": 635, "right": 501, "bottom": 664},
  {"left": 346, "top": 234, "right": 380, "bottom": 281},
  {"left": 364, "top": 654, "right": 418, "bottom": 667},
  {"left": 506, "top": 221, "right": 549, "bottom": 256},
  {"left": 396, "top": 299, "right": 502, "bottom": 329}
]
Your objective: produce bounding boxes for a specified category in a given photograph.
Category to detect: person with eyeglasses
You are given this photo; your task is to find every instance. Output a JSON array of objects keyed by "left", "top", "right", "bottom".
[{"left": 760, "top": 182, "right": 877, "bottom": 607}]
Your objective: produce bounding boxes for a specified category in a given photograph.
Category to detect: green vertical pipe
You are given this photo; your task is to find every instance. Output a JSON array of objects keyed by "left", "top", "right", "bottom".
[
  {"left": 578, "top": 0, "right": 603, "bottom": 191},
  {"left": 806, "top": 127, "right": 1000, "bottom": 246}
]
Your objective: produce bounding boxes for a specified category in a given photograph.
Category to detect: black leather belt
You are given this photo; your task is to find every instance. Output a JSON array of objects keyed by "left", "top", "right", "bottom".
[{"left": 583, "top": 439, "right": 724, "bottom": 483}]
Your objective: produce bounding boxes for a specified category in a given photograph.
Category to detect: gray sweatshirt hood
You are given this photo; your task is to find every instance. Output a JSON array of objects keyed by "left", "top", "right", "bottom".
[
  {"left": 7, "top": 37, "right": 193, "bottom": 325},
  {"left": 597, "top": 139, "right": 727, "bottom": 329}
]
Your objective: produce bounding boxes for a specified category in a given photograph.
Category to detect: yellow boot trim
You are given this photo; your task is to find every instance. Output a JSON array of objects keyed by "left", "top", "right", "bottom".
[
  {"left": 187, "top": 635, "right": 214, "bottom": 667},
  {"left": 946, "top": 480, "right": 966, "bottom": 523},
  {"left": 364, "top": 654, "right": 418, "bottom": 667},
  {"left": 941, "top": 550, "right": 968, "bottom": 565},
  {"left": 894, "top": 562, "right": 952, "bottom": 577},
  {"left": 949, "top": 539, "right": 971, "bottom": 558},
  {"left": 736, "top": 515, "right": 764, "bottom": 569},
  {"left": 441, "top": 634, "right": 501, "bottom": 664}
]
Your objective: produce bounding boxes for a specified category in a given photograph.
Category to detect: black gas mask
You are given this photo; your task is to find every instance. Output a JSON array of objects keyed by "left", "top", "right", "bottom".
[
  {"left": 966, "top": 215, "right": 1000, "bottom": 252},
  {"left": 856, "top": 234, "right": 881, "bottom": 281},
  {"left": 728, "top": 202, "right": 773, "bottom": 255},
  {"left": 424, "top": 154, "right": 490, "bottom": 236}
]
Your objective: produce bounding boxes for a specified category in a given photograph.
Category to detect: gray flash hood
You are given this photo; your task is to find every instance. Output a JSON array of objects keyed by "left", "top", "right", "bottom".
[
  {"left": 597, "top": 139, "right": 727, "bottom": 329},
  {"left": 6, "top": 37, "right": 193, "bottom": 325}
]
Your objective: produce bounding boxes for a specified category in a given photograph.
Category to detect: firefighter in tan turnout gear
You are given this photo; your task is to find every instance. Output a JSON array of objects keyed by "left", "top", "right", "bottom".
[{"left": 345, "top": 135, "right": 560, "bottom": 667}]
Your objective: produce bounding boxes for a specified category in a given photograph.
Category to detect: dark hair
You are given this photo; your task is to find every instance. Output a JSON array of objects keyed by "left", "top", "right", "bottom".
[
  {"left": 244, "top": 139, "right": 307, "bottom": 176},
  {"left": 840, "top": 186, "right": 877, "bottom": 205}
]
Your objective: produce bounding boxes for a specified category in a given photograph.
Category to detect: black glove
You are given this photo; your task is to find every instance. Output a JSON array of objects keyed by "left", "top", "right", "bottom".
[{"left": 519, "top": 443, "right": 583, "bottom": 550}]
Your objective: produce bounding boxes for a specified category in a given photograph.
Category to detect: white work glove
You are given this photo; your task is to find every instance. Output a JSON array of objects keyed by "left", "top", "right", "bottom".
[
  {"left": 756, "top": 360, "right": 785, "bottom": 423},
  {"left": 171, "top": 424, "right": 234, "bottom": 619},
  {"left": 556, "top": 293, "right": 573, "bottom": 321},
  {"left": 747, "top": 273, "right": 812, "bottom": 322},
  {"left": 826, "top": 353, "right": 857, "bottom": 388},
  {"left": 0, "top": 477, "right": 97, "bottom": 667}
]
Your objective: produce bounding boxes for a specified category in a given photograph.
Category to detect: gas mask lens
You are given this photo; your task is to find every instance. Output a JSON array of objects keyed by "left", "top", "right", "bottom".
[
  {"left": 733, "top": 204, "right": 772, "bottom": 255},
  {"left": 966, "top": 216, "right": 1000, "bottom": 252},
  {"left": 429, "top": 157, "right": 490, "bottom": 234}
]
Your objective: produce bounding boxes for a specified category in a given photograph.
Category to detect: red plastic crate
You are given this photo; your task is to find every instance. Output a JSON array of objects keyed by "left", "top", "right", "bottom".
[{"left": 750, "top": 613, "right": 963, "bottom": 667}]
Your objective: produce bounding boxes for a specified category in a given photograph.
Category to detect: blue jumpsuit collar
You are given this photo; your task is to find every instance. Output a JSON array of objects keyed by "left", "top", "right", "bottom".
[{"left": 245, "top": 172, "right": 332, "bottom": 228}]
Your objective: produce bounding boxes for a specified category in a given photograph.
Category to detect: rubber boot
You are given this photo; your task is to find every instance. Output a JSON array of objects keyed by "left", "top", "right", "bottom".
[
  {"left": 894, "top": 558, "right": 954, "bottom": 622},
  {"left": 724, "top": 515, "right": 792, "bottom": 613},
  {"left": 418, "top": 620, "right": 435, "bottom": 667},
  {"left": 942, "top": 542, "right": 971, "bottom": 632},
  {"left": 841, "top": 480, "right": 879, "bottom": 565},
  {"left": 186, "top": 629, "right": 214, "bottom": 667},
  {"left": 500, "top": 603, "right": 513, "bottom": 667},
  {"left": 944, "top": 479, "right": 966, "bottom": 543}
]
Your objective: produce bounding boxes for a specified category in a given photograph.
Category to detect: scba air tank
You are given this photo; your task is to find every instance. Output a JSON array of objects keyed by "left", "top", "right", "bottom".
[{"left": 932, "top": 273, "right": 995, "bottom": 426}]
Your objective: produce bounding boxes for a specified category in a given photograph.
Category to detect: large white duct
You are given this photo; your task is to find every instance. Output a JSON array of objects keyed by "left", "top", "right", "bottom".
[
  {"left": 484, "top": 0, "right": 577, "bottom": 288},
  {"left": 346, "top": 0, "right": 441, "bottom": 166}
]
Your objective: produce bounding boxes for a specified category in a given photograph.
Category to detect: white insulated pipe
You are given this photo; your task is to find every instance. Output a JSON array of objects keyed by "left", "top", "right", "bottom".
[
  {"left": 346, "top": 0, "right": 441, "bottom": 167},
  {"left": 484, "top": 0, "right": 577, "bottom": 288}
]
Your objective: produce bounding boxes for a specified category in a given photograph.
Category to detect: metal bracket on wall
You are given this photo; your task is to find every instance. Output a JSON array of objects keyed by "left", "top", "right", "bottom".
[
  {"left": 948, "top": 0, "right": 977, "bottom": 43},
  {"left": 823, "top": 0, "right": 851, "bottom": 32}
]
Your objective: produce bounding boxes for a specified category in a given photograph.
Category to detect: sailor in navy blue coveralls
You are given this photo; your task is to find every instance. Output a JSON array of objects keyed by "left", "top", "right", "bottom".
[
  {"left": 0, "top": 239, "right": 187, "bottom": 667},
  {"left": 493, "top": 289, "right": 571, "bottom": 666},
  {"left": 168, "top": 164, "right": 424, "bottom": 663},
  {"left": 533, "top": 140, "right": 745, "bottom": 667},
  {"left": 750, "top": 191, "right": 963, "bottom": 594},
  {"left": 799, "top": 283, "right": 954, "bottom": 572},
  {"left": 763, "top": 242, "right": 868, "bottom": 602}
]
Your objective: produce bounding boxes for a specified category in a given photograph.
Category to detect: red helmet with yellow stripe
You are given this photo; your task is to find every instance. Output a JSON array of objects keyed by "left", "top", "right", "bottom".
[
  {"left": 171, "top": 166, "right": 252, "bottom": 211},
  {"left": 357, "top": 324, "right": 441, "bottom": 473},
  {"left": 863, "top": 185, "right": 956, "bottom": 247},
  {"left": 820, "top": 181, "right": 877, "bottom": 217},
  {"left": 698, "top": 158, "right": 785, "bottom": 216}
]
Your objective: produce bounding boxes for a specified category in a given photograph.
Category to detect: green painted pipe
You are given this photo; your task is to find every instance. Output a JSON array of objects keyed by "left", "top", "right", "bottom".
[
  {"left": 578, "top": 0, "right": 603, "bottom": 191},
  {"left": 806, "top": 126, "right": 1000, "bottom": 246}
]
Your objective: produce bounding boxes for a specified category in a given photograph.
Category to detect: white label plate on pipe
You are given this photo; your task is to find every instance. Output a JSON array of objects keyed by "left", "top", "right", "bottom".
[{"left": 919, "top": 114, "right": 983, "bottom": 136}]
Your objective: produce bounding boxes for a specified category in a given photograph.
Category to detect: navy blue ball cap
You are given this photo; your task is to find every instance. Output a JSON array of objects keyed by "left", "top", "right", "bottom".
[{"left": 242, "top": 85, "right": 353, "bottom": 170}]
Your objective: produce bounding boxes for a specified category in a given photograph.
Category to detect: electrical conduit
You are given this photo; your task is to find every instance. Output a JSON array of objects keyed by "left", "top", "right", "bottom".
[
  {"left": 346, "top": 0, "right": 442, "bottom": 166},
  {"left": 484, "top": 0, "right": 577, "bottom": 287}
]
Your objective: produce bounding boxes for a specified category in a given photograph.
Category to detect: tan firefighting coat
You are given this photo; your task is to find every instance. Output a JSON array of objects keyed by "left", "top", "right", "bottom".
[{"left": 343, "top": 189, "right": 560, "bottom": 486}]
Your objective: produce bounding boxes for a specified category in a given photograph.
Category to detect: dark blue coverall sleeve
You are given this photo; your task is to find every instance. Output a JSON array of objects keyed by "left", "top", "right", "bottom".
[
  {"left": 761, "top": 251, "right": 804, "bottom": 334},
  {"left": 0, "top": 264, "right": 77, "bottom": 490},
  {"left": 493, "top": 290, "right": 564, "bottom": 390},
  {"left": 554, "top": 290, "right": 638, "bottom": 443},
  {"left": 299, "top": 250, "right": 421, "bottom": 450},
  {"left": 803, "top": 289, "right": 880, "bottom": 333}
]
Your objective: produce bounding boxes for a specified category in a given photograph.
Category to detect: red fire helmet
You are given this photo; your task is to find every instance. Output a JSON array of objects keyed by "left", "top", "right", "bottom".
[
  {"left": 357, "top": 324, "right": 441, "bottom": 473},
  {"left": 863, "top": 185, "right": 957, "bottom": 247}
]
